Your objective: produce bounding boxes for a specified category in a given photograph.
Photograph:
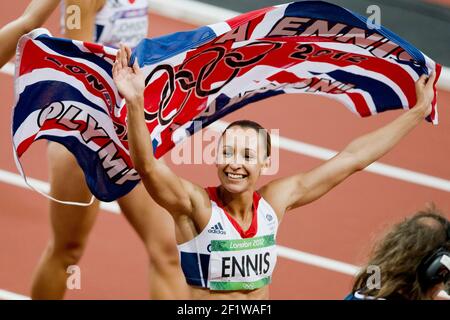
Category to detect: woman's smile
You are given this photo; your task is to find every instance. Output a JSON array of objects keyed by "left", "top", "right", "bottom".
[{"left": 224, "top": 171, "right": 249, "bottom": 181}]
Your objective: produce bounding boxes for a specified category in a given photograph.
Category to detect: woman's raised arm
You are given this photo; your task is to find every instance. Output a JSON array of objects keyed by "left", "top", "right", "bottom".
[
  {"left": 262, "top": 72, "right": 437, "bottom": 218},
  {"left": 113, "top": 45, "right": 208, "bottom": 219}
]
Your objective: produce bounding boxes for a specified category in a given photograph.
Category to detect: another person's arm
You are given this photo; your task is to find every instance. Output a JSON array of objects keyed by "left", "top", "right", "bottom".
[
  {"left": 0, "top": 0, "right": 59, "bottom": 67},
  {"left": 113, "top": 45, "right": 207, "bottom": 219},
  {"left": 262, "top": 72, "right": 436, "bottom": 218}
]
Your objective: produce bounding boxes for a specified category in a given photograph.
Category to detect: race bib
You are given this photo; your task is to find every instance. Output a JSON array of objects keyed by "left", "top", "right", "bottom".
[
  {"left": 96, "top": 8, "right": 148, "bottom": 48},
  {"left": 209, "top": 235, "right": 277, "bottom": 291}
]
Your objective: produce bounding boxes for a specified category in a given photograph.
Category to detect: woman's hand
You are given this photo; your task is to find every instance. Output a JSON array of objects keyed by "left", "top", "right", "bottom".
[
  {"left": 413, "top": 72, "right": 436, "bottom": 118},
  {"left": 112, "top": 44, "right": 145, "bottom": 105}
]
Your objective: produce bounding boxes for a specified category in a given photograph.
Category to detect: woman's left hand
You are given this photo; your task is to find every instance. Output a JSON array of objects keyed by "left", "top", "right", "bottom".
[
  {"left": 413, "top": 71, "right": 436, "bottom": 117},
  {"left": 113, "top": 44, "right": 145, "bottom": 104}
]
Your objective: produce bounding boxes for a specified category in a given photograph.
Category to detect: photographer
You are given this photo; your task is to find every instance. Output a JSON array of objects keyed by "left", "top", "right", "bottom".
[{"left": 346, "top": 207, "right": 450, "bottom": 300}]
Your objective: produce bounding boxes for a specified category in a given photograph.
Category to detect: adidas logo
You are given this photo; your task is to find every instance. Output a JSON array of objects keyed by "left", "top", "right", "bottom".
[{"left": 208, "top": 222, "right": 226, "bottom": 235}]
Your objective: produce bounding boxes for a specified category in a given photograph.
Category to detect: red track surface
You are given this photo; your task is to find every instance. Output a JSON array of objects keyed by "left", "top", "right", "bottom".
[{"left": 0, "top": 1, "right": 449, "bottom": 299}]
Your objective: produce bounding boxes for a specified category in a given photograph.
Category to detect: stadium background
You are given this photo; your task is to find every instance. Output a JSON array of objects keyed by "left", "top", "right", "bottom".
[{"left": 0, "top": 0, "right": 449, "bottom": 299}]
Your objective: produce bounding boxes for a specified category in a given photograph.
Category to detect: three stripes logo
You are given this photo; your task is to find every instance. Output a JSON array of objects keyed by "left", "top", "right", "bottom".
[{"left": 208, "top": 222, "right": 226, "bottom": 235}]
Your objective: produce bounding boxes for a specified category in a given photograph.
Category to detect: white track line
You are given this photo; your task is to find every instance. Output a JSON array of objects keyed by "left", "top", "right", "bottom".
[
  {"left": 0, "top": 62, "right": 14, "bottom": 76},
  {"left": 147, "top": 0, "right": 450, "bottom": 91},
  {"left": 277, "top": 245, "right": 359, "bottom": 276},
  {"left": 0, "top": 286, "right": 447, "bottom": 300},
  {"left": 0, "top": 169, "right": 448, "bottom": 300},
  {"left": 439, "top": 66, "right": 450, "bottom": 91},
  {"left": 0, "top": 169, "right": 120, "bottom": 214},
  {"left": 0, "top": 63, "right": 13, "bottom": 75},
  {"left": 0, "top": 289, "right": 30, "bottom": 300},
  {"left": 276, "top": 246, "right": 450, "bottom": 300}
]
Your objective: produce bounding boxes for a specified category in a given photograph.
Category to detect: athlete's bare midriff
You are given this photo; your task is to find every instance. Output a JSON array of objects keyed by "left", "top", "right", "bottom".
[{"left": 190, "top": 286, "right": 269, "bottom": 300}]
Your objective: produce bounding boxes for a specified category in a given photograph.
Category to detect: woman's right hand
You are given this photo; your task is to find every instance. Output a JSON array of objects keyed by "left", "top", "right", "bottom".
[
  {"left": 413, "top": 71, "right": 436, "bottom": 117},
  {"left": 112, "top": 44, "right": 145, "bottom": 105}
]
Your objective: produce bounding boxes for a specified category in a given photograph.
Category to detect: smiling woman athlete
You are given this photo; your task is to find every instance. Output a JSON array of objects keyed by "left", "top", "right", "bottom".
[{"left": 113, "top": 44, "right": 436, "bottom": 299}]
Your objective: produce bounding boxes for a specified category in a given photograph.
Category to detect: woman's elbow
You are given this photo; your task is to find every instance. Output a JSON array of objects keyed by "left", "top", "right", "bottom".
[
  {"left": 133, "top": 158, "right": 153, "bottom": 179},
  {"left": 353, "top": 156, "right": 370, "bottom": 172},
  {"left": 19, "top": 14, "right": 42, "bottom": 34},
  {"left": 341, "top": 150, "right": 366, "bottom": 172}
]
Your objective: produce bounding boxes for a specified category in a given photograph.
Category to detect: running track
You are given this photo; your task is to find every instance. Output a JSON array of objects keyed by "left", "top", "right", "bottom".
[{"left": 0, "top": 1, "right": 449, "bottom": 299}]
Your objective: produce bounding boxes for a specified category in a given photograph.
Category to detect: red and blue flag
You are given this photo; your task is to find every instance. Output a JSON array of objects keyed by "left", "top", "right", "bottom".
[{"left": 12, "top": 1, "right": 441, "bottom": 202}]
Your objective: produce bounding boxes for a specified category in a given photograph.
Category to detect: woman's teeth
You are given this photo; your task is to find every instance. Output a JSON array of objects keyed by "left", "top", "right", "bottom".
[{"left": 227, "top": 173, "right": 246, "bottom": 179}]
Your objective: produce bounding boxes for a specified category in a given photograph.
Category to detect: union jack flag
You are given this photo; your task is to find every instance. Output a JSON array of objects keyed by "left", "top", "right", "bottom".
[{"left": 12, "top": 1, "right": 441, "bottom": 202}]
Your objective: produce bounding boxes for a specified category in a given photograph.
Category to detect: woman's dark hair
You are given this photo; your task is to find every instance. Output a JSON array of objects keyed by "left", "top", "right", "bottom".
[
  {"left": 221, "top": 120, "right": 271, "bottom": 158},
  {"left": 353, "top": 205, "right": 450, "bottom": 300}
]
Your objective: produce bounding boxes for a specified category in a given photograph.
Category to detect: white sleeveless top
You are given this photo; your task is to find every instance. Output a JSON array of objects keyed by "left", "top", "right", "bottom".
[
  {"left": 178, "top": 187, "right": 279, "bottom": 291},
  {"left": 61, "top": 0, "right": 148, "bottom": 48}
]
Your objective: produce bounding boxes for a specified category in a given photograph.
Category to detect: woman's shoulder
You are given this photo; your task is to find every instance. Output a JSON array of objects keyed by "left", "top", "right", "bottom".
[{"left": 257, "top": 183, "right": 287, "bottom": 221}]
